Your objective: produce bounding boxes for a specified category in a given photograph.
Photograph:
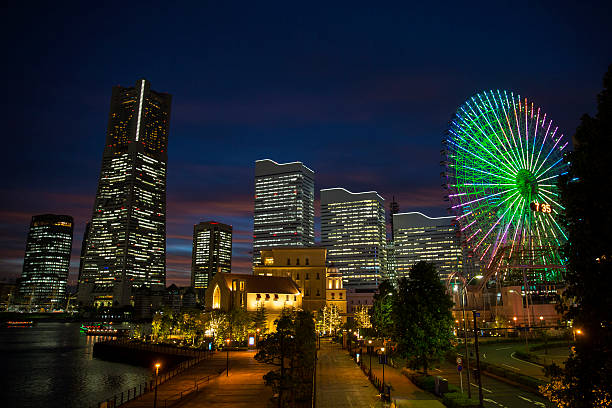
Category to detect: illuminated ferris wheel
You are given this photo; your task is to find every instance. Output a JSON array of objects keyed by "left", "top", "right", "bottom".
[{"left": 443, "top": 90, "right": 569, "bottom": 283}]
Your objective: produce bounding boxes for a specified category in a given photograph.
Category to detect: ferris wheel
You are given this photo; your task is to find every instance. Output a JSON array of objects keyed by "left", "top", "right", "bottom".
[{"left": 443, "top": 90, "right": 569, "bottom": 283}]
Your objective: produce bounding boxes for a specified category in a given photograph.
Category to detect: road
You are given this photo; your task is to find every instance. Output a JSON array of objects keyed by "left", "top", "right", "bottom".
[
  {"left": 476, "top": 342, "right": 570, "bottom": 380},
  {"left": 433, "top": 361, "right": 551, "bottom": 408}
]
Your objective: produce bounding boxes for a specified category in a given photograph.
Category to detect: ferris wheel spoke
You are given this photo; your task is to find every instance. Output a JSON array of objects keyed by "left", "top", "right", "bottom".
[
  {"left": 446, "top": 90, "right": 568, "bottom": 276},
  {"left": 536, "top": 156, "right": 565, "bottom": 180},
  {"left": 512, "top": 96, "right": 528, "bottom": 169},
  {"left": 533, "top": 127, "right": 562, "bottom": 175},
  {"left": 488, "top": 92, "right": 525, "bottom": 168},
  {"left": 537, "top": 190, "right": 565, "bottom": 210},
  {"left": 468, "top": 95, "right": 520, "bottom": 173},
  {"left": 447, "top": 138, "right": 516, "bottom": 179},
  {"left": 501, "top": 95, "right": 526, "bottom": 169},
  {"left": 454, "top": 111, "right": 519, "bottom": 176}
]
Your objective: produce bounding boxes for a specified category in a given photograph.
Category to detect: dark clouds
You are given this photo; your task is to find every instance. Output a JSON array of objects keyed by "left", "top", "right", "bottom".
[{"left": 1, "top": 1, "right": 611, "bottom": 285}]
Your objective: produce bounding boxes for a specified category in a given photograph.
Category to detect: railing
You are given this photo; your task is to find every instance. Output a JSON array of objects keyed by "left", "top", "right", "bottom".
[
  {"left": 158, "top": 374, "right": 212, "bottom": 408},
  {"left": 356, "top": 354, "right": 391, "bottom": 401},
  {"left": 91, "top": 342, "right": 213, "bottom": 408}
]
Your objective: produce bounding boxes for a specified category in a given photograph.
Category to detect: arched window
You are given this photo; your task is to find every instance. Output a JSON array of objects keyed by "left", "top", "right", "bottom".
[
  {"left": 296, "top": 258, "right": 300, "bottom": 265},
  {"left": 305, "top": 258, "right": 309, "bottom": 265},
  {"left": 287, "top": 258, "right": 291, "bottom": 265},
  {"left": 212, "top": 285, "right": 221, "bottom": 309}
]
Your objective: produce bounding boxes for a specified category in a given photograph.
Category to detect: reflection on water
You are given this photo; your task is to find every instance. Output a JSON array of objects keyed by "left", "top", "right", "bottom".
[{"left": 0, "top": 322, "right": 150, "bottom": 408}]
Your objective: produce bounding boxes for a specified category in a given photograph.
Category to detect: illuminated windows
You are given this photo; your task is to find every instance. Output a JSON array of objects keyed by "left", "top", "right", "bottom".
[
  {"left": 321, "top": 188, "right": 386, "bottom": 289},
  {"left": 393, "top": 212, "right": 464, "bottom": 281},
  {"left": 253, "top": 160, "right": 315, "bottom": 266},
  {"left": 192, "top": 221, "right": 232, "bottom": 292},
  {"left": 19, "top": 214, "right": 73, "bottom": 310},
  {"left": 79, "top": 79, "right": 171, "bottom": 305}
]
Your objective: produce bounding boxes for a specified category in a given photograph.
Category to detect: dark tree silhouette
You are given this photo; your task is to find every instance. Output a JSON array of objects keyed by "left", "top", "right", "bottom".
[{"left": 551, "top": 64, "right": 612, "bottom": 407}]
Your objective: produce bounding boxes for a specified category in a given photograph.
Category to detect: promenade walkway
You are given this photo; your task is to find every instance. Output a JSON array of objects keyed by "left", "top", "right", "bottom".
[
  {"left": 122, "top": 349, "right": 272, "bottom": 408},
  {"left": 316, "top": 339, "right": 381, "bottom": 408},
  {"left": 369, "top": 358, "right": 444, "bottom": 408}
]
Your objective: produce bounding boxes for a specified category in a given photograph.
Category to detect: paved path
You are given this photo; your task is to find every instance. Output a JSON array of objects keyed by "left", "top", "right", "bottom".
[
  {"left": 122, "top": 349, "right": 272, "bottom": 408},
  {"left": 316, "top": 339, "right": 382, "bottom": 408},
  {"left": 175, "top": 350, "right": 273, "bottom": 408},
  {"left": 368, "top": 358, "right": 444, "bottom": 408}
]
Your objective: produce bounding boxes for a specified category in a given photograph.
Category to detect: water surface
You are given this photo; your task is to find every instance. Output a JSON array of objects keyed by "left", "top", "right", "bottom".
[{"left": 0, "top": 322, "right": 151, "bottom": 408}]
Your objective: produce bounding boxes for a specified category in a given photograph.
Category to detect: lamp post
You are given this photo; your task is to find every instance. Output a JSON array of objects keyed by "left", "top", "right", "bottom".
[
  {"left": 472, "top": 311, "right": 483, "bottom": 408},
  {"left": 225, "top": 338, "right": 230, "bottom": 376},
  {"left": 153, "top": 362, "right": 161, "bottom": 408},
  {"left": 381, "top": 347, "right": 386, "bottom": 399},
  {"left": 540, "top": 316, "right": 547, "bottom": 355},
  {"left": 456, "top": 274, "right": 482, "bottom": 399},
  {"left": 368, "top": 339, "right": 372, "bottom": 379},
  {"left": 256, "top": 328, "right": 260, "bottom": 347}
]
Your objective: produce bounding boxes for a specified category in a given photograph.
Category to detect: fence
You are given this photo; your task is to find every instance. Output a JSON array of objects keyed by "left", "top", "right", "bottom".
[
  {"left": 355, "top": 352, "right": 391, "bottom": 401},
  {"left": 91, "top": 341, "right": 213, "bottom": 408},
  {"left": 157, "top": 374, "right": 213, "bottom": 408}
]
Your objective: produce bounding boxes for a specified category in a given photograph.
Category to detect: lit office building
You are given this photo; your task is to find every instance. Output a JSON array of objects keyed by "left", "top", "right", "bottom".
[
  {"left": 191, "top": 221, "right": 232, "bottom": 296},
  {"left": 18, "top": 214, "right": 74, "bottom": 310},
  {"left": 253, "top": 159, "right": 315, "bottom": 266},
  {"left": 393, "top": 212, "right": 462, "bottom": 281},
  {"left": 78, "top": 79, "right": 172, "bottom": 307},
  {"left": 320, "top": 188, "right": 386, "bottom": 289}
]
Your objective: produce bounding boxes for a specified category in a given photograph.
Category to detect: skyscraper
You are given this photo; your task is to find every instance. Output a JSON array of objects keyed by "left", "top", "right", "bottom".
[
  {"left": 389, "top": 196, "right": 400, "bottom": 241},
  {"left": 79, "top": 79, "right": 172, "bottom": 307},
  {"left": 77, "top": 221, "right": 90, "bottom": 284},
  {"left": 253, "top": 159, "right": 315, "bottom": 266},
  {"left": 386, "top": 197, "right": 400, "bottom": 282},
  {"left": 18, "top": 214, "right": 74, "bottom": 310},
  {"left": 191, "top": 221, "right": 232, "bottom": 297},
  {"left": 320, "top": 188, "right": 386, "bottom": 289},
  {"left": 393, "top": 212, "right": 462, "bottom": 281}
]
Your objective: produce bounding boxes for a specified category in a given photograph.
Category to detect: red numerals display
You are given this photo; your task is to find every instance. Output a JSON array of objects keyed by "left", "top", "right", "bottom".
[{"left": 530, "top": 202, "right": 552, "bottom": 213}]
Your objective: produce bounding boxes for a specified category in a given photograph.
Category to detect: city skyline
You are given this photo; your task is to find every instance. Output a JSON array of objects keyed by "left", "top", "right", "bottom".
[{"left": 2, "top": 3, "right": 611, "bottom": 286}]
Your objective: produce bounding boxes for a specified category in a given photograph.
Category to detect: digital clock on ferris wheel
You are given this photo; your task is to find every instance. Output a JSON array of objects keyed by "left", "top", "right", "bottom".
[{"left": 530, "top": 202, "right": 552, "bottom": 214}]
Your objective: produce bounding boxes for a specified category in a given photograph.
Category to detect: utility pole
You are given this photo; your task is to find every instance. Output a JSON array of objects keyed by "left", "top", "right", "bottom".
[
  {"left": 462, "top": 284, "right": 471, "bottom": 398},
  {"left": 473, "top": 311, "right": 483, "bottom": 408}
]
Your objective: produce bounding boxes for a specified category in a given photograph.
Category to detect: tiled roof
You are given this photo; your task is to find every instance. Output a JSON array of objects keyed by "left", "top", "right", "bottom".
[{"left": 216, "top": 273, "right": 300, "bottom": 294}]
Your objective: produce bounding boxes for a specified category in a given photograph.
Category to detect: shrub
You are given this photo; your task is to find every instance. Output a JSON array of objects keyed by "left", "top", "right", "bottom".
[{"left": 442, "top": 392, "right": 480, "bottom": 408}]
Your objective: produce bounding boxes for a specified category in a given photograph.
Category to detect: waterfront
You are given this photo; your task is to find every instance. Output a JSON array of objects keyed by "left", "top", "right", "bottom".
[{"left": 0, "top": 322, "right": 151, "bottom": 408}]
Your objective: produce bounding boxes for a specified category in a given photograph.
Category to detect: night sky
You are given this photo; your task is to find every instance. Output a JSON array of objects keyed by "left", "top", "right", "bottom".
[{"left": 1, "top": 1, "right": 610, "bottom": 286}]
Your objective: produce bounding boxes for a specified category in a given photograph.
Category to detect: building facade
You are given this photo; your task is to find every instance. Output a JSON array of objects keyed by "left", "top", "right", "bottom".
[
  {"left": 393, "top": 212, "right": 462, "bottom": 281},
  {"left": 253, "top": 247, "right": 346, "bottom": 317},
  {"left": 205, "top": 272, "right": 302, "bottom": 332},
  {"left": 79, "top": 79, "right": 172, "bottom": 307},
  {"left": 253, "top": 159, "right": 315, "bottom": 266},
  {"left": 320, "top": 188, "right": 386, "bottom": 289},
  {"left": 18, "top": 214, "right": 74, "bottom": 310},
  {"left": 191, "top": 221, "right": 232, "bottom": 296}
]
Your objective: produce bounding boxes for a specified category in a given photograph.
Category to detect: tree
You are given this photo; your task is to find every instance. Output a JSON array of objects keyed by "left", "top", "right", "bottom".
[
  {"left": 354, "top": 305, "right": 372, "bottom": 329},
  {"left": 370, "top": 279, "right": 395, "bottom": 338},
  {"left": 255, "top": 310, "right": 316, "bottom": 407},
  {"left": 549, "top": 64, "right": 612, "bottom": 407},
  {"left": 251, "top": 305, "right": 268, "bottom": 334},
  {"left": 392, "top": 261, "right": 454, "bottom": 375}
]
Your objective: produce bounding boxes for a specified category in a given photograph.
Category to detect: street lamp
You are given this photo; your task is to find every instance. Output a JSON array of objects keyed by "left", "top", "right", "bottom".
[
  {"left": 368, "top": 340, "right": 373, "bottom": 379},
  {"left": 573, "top": 328, "right": 583, "bottom": 342},
  {"left": 380, "top": 347, "right": 386, "bottom": 398},
  {"left": 153, "top": 362, "right": 161, "bottom": 408},
  {"left": 539, "top": 316, "right": 547, "bottom": 355},
  {"left": 455, "top": 274, "right": 482, "bottom": 399},
  {"left": 225, "top": 338, "right": 230, "bottom": 376}
]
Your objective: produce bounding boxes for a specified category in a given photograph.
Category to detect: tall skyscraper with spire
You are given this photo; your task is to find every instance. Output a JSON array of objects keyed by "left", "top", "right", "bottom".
[
  {"left": 253, "top": 159, "right": 315, "bottom": 266},
  {"left": 78, "top": 79, "right": 172, "bottom": 307}
]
